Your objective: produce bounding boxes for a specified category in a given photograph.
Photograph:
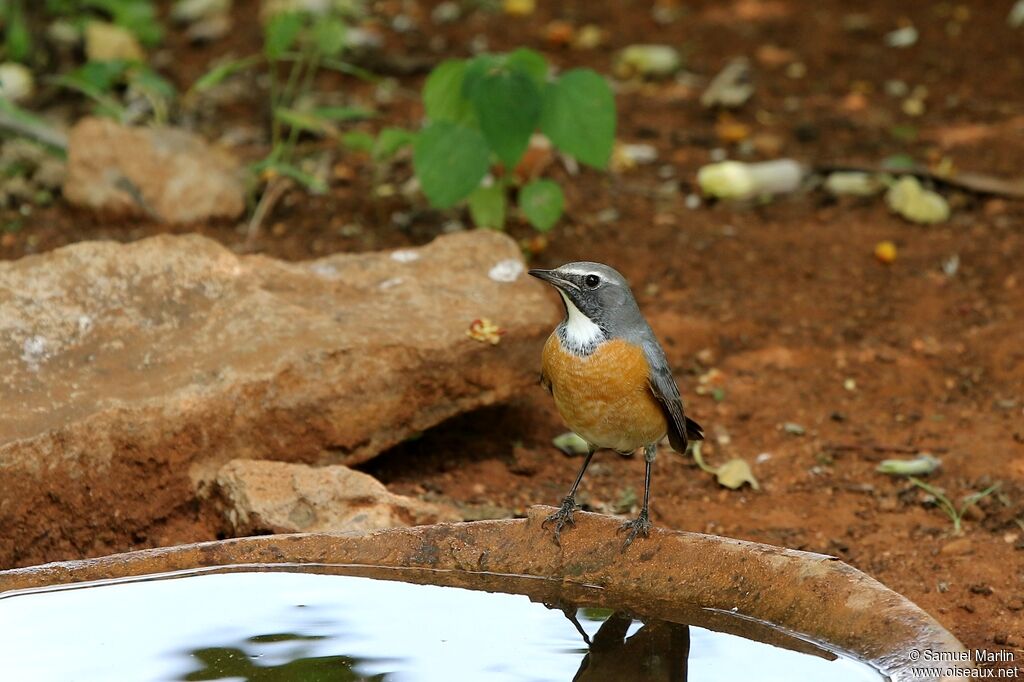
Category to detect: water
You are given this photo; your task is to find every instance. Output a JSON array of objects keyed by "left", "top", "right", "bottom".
[{"left": 0, "top": 569, "right": 885, "bottom": 681}]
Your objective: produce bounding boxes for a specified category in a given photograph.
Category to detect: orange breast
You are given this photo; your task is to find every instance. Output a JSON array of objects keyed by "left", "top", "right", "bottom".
[{"left": 541, "top": 333, "right": 668, "bottom": 453}]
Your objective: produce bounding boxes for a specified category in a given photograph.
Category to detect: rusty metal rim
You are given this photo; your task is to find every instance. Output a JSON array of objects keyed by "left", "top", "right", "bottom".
[{"left": 0, "top": 508, "right": 970, "bottom": 681}]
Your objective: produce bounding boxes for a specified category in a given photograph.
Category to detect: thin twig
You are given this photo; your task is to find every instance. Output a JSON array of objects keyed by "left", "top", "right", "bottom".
[
  {"left": 824, "top": 442, "right": 948, "bottom": 455},
  {"left": 246, "top": 176, "right": 293, "bottom": 246}
]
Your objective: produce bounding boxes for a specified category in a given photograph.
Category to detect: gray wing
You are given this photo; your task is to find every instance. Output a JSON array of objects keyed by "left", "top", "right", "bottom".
[{"left": 641, "top": 335, "right": 703, "bottom": 452}]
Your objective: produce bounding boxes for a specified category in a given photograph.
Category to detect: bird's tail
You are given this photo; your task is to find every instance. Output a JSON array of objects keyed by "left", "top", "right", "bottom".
[{"left": 685, "top": 416, "right": 704, "bottom": 441}]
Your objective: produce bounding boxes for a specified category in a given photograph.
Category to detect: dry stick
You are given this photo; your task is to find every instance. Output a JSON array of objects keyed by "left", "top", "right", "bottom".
[
  {"left": 815, "top": 162, "right": 1024, "bottom": 199},
  {"left": 246, "top": 176, "right": 293, "bottom": 246},
  {"left": 823, "top": 442, "right": 949, "bottom": 455}
]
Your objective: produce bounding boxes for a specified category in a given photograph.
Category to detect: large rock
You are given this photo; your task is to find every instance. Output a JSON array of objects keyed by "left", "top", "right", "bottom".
[
  {"left": 63, "top": 117, "right": 245, "bottom": 224},
  {"left": 216, "top": 459, "right": 458, "bottom": 534},
  {"left": 0, "top": 231, "right": 558, "bottom": 567}
]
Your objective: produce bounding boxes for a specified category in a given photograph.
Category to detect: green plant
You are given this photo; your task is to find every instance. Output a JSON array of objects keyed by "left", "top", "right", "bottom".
[
  {"left": 407, "top": 48, "right": 616, "bottom": 231},
  {"left": 909, "top": 477, "right": 1001, "bottom": 535},
  {"left": 51, "top": 59, "right": 174, "bottom": 123},
  {"left": 183, "top": 7, "right": 372, "bottom": 236}
]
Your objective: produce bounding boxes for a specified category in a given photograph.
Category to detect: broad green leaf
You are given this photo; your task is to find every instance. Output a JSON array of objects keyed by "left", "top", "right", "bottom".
[
  {"left": 413, "top": 121, "right": 489, "bottom": 208},
  {"left": 507, "top": 47, "right": 548, "bottom": 85},
  {"left": 423, "top": 59, "right": 472, "bottom": 123},
  {"left": 190, "top": 55, "right": 261, "bottom": 93},
  {"left": 312, "top": 16, "right": 347, "bottom": 57},
  {"left": 519, "top": 179, "right": 563, "bottom": 231},
  {"left": 467, "top": 182, "right": 506, "bottom": 229},
  {"left": 471, "top": 69, "right": 541, "bottom": 167},
  {"left": 541, "top": 69, "right": 615, "bottom": 169},
  {"left": 264, "top": 12, "right": 304, "bottom": 60},
  {"left": 373, "top": 127, "right": 416, "bottom": 161},
  {"left": 461, "top": 54, "right": 500, "bottom": 99}
]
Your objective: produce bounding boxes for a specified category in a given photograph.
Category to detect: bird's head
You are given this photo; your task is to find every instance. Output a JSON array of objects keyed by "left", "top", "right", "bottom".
[{"left": 528, "top": 262, "right": 644, "bottom": 340}]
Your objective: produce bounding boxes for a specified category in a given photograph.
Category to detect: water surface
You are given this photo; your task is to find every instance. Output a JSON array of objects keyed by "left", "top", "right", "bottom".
[{"left": 0, "top": 571, "right": 885, "bottom": 681}]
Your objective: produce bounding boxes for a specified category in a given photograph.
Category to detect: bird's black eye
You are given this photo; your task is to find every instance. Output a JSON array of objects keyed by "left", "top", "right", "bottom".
[{"left": 584, "top": 274, "right": 600, "bottom": 288}]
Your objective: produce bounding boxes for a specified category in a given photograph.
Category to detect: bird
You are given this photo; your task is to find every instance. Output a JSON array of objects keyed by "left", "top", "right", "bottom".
[{"left": 529, "top": 262, "right": 704, "bottom": 549}]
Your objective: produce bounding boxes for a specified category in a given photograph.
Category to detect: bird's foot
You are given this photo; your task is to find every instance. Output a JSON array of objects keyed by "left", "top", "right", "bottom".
[
  {"left": 617, "top": 511, "right": 652, "bottom": 551},
  {"left": 542, "top": 496, "right": 578, "bottom": 546}
]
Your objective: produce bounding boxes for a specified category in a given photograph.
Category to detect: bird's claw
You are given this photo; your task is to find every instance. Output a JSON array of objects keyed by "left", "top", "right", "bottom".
[
  {"left": 618, "top": 512, "right": 652, "bottom": 551},
  {"left": 542, "top": 496, "right": 578, "bottom": 546}
]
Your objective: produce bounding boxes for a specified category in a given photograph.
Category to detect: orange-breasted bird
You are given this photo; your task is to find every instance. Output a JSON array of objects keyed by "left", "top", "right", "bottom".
[{"left": 529, "top": 262, "right": 704, "bottom": 549}]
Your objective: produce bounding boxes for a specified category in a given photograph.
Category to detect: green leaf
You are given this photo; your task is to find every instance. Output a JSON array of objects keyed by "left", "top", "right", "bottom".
[
  {"left": 255, "top": 160, "right": 327, "bottom": 193},
  {"left": 471, "top": 69, "right": 541, "bottom": 168},
  {"left": 312, "top": 16, "right": 347, "bottom": 57},
  {"left": 264, "top": 12, "right": 304, "bottom": 60},
  {"left": 4, "top": 1, "right": 32, "bottom": 62},
  {"left": 373, "top": 127, "right": 416, "bottom": 161},
  {"left": 274, "top": 107, "right": 330, "bottom": 135},
  {"left": 341, "top": 130, "right": 374, "bottom": 152},
  {"left": 519, "top": 179, "right": 564, "bottom": 231},
  {"left": 413, "top": 121, "right": 490, "bottom": 209},
  {"left": 507, "top": 47, "right": 548, "bottom": 85},
  {"left": 61, "top": 60, "right": 130, "bottom": 92},
  {"left": 85, "top": 0, "right": 163, "bottom": 46},
  {"left": 129, "top": 66, "right": 175, "bottom": 100},
  {"left": 461, "top": 54, "right": 500, "bottom": 99},
  {"left": 190, "top": 55, "right": 261, "bottom": 94},
  {"left": 541, "top": 69, "right": 616, "bottom": 168},
  {"left": 468, "top": 182, "right": 506, "bottom": 229},
  {"left": 423, "top": 59, "right": 473, "bottom": 123},
  {"left": 310, "top": 106, "right": 373, "bottom": 121}
]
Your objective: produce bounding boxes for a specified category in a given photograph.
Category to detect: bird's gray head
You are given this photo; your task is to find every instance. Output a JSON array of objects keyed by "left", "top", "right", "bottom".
[{"left": 528, "top": 262, "right": 645, "bottom": 349}]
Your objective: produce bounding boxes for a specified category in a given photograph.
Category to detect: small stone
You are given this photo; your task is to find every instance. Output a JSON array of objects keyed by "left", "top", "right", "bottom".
[
  {"left": 782, "top": 422, "right": 806, "bottom": 436},
  {"left": 216, "top": 459, "right": 458, "bottom": 534},
  {"left": 940, "top": 537, "right": 973, "bottom": 555},
  {"left": 885, "top": 25, "right": 919, "bottom": 48},
  {"left": 431, "top": 1, "right": 461, "bottom": 24},
  {"left": 502, "top": 0, "right": 535, "bottom": 16},
  {"left": 0, "top": 62, "right": 34, "bottom": 103},
  {"left": 63, "top": 117, "right": 244, "bottom": 224},
  {"left": 573, "top": 24, "right": 604, "bottom": 50},
  {"left": 614, "top": 45, "right": 682, "bottom": 79}
]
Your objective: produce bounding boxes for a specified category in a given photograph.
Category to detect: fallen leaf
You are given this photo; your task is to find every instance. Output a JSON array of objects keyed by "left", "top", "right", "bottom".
[
  {"left": 716, "top": 458, "right": 760, "bottom": 490},
  {"left": 553, "top": 431, "right": 590, "bottom": 455},
  {"left": 466, "top": 318, "right": 505, "bottom": 345},
  {"left": 877, "top": 454, "right": 941, "bottom": 476}
]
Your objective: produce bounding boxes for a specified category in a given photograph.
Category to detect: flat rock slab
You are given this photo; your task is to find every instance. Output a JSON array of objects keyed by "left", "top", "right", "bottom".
[
  {"left": 216, "top": 459, "right": 459, "bottom": 534},
  {"left": 0, "top": 231, "right": 558, "bottom": 567}
]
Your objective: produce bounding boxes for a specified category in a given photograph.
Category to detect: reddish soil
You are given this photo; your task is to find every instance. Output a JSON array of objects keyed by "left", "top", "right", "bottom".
[{"left": 3, "top": 0, "right": 1022, "bottom": 668}]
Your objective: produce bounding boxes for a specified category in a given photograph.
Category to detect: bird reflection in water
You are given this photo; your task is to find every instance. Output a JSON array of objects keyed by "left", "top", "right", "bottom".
[{"left": 565, "top": 610, "right": 691, "bottom": 682}]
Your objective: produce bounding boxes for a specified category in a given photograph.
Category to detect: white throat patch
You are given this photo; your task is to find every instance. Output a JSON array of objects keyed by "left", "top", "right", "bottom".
[{"left": 558, "top": 292, "right": 605, "bottom": 355}]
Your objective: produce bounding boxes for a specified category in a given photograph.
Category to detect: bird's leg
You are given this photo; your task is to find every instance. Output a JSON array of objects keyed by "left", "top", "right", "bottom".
[
  {"left": 619, "top": 443, "right": 656, "bottom": 550},
  {"left": 542, "top": 447, "right": 596, "bottom": 545}
]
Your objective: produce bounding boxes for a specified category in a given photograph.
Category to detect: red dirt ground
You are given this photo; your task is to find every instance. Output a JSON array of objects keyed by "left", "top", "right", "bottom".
[{"left": 3, "top": 0, "right": 1022, "bottom": 668}]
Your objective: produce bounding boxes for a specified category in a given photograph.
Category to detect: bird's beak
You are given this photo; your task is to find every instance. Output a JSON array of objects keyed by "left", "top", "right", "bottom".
[{"left": 528, "top": 269, "right": 573, "bottom": 291}]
